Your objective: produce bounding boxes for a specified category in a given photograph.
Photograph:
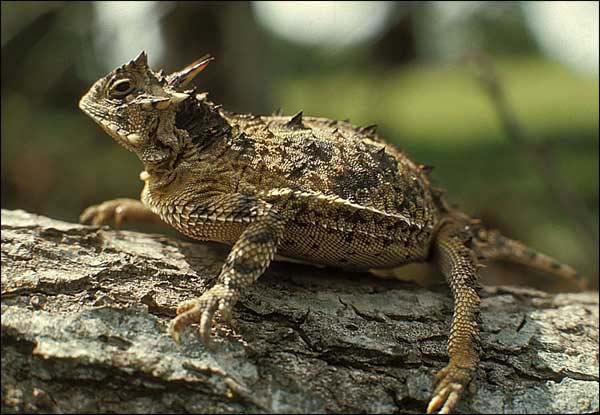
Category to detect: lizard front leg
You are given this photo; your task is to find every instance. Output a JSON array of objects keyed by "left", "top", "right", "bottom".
[
  {"left": 169, "top": 206, "right": 286, "bottom": 344},
  {"left": 428, "top": 222, "right": 481, "bottom": 414},
  {"left": 80, "top": 172, "right": 164, "bottom": 229},
  {"left": 80, "top": 198, "right": 163, "bottom": 229}
]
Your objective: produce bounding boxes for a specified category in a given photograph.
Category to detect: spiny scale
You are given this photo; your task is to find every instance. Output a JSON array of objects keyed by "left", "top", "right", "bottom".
[
  {"left": 285, "top": 111, "right": 305, "bottom": 129},
  {"left": 360, "top": 124, "right": 378, "bottom": 135}
]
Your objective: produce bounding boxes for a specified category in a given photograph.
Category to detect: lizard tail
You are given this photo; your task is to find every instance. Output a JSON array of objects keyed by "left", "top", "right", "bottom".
[{"left": 472, "top": 227, "right": 588, "bottom": 290}]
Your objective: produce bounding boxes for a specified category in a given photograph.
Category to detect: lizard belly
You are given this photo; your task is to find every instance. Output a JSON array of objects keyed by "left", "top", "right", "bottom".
[{"left": 278, "top": 222, "right": 431, "bottom": 269}]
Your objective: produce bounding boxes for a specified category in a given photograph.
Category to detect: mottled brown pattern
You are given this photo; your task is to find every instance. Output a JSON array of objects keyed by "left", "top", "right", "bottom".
[{"left": 78, "top": 52, "right": 584, "bottom": 414}]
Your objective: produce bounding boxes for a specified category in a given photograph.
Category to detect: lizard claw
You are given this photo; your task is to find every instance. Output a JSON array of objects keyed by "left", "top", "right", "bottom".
[
  {"left": 168, "top": 284, "right": 234, "bottom": 346},
  {"left": 79, "top": 198, "right": 140, "bottom": 228},
  {"left": 426, "top": 362, "right": 473, "bottom": 414}
]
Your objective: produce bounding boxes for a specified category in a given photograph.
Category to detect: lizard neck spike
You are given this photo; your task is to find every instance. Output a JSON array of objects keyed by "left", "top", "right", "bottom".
[
  {"left": 118, "top": 50, "right": 148, "bottom": 72},
  {"left": 360, "top": 124, "right": 378, "bottom": 135},
  {"left": 134, "top": 50, "right": 148, "bottom": 66},
  {"left": 141, "top": 91, "right": 190, "bottom": 111},
  {"left": 169, "top": 92, "right": 190, "bottom": 104},
  {"left": 285, "top": 111, "right": 304, "bottom": 129},
  {"left": 167, "top": 54, "right": 214, "bottom": 88},
  {"left": 419, "top": 164, "right": 435, "bottom": 174}
]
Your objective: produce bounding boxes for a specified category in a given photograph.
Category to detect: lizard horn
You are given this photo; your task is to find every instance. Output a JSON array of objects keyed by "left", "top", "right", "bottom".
[
  {"left": 134, "top": 50, "right": 148, "bottom": 66},
  {"left": 167, "top": 54, "right": 214, "bottom": 88}
]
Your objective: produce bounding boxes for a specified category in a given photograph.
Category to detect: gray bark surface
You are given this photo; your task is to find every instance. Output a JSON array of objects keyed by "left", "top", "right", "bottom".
[{"left": 1, "top": 209, "right": 598, "bottom": 414}]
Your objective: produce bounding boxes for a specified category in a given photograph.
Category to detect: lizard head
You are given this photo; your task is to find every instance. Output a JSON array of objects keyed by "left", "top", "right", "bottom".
[{"left": 79, "top": 51, "right": 213, "bottom": 165}]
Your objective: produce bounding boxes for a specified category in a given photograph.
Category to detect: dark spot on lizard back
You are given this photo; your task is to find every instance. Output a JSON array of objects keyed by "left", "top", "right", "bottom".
[
  {"left": 374, "top": 147, "right": 400, "bottom": 177},
  {"left": 285, "top": 162, "right": 309, "bottom": 180},
  {"left": 176, "top": 99, "right": 230, "bottom": 151},
  {"left": 306, "top": 140, "right": 333, "bottom": 163},
  {"left": 332, "top": 143, "right": 382, "bottom": 202},
  {"left": 227, "top": 132, "right": 256, "bottom": 157},
  {"left": 349, "top": 210, "right": 368, "bottom": 224},
  {"left": 332, "top": 168, "right": 380, "bottom": 202}
]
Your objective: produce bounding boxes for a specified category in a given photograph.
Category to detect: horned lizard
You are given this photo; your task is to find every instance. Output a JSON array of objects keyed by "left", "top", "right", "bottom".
[{"left": 78, "top": 52, "right": 585, "bottom": 413}]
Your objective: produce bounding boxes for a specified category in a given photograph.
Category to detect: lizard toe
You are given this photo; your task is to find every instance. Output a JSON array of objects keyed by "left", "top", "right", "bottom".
[
  {"left": 79, "top": 205, "right": 102, "bottom": 225},
  {"left": 199, "top": 303, "right": 218, "bottom": 344},
  {"left": 80, "top": 201, "right": 119, "bottom": 226},
  {"left": 79, "top": 199, "right": 142, "bottom": 228},
  {"left": 426, "top": 362, "right": 473, "bottom": 414},
  {"left": 175, "top": 299, "right": 200, "bottom": 315},
  {"left": 169, "top": 284, "right": 232, "bottom": 346}
]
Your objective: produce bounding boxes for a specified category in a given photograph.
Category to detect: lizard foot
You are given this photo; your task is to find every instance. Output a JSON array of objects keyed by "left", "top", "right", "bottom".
[
  {"left": 426, "top": 361, "right": 474, "bottom": 414},
  {"left": 168, "top": 284, "right": 235, "bottom": 346},
  {"left": 80, "top": 198, "right": 143, "bottom": 228}
]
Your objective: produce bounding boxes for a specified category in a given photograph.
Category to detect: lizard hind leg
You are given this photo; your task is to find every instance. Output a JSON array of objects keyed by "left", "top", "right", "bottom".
[
  {"left": 472, "top": 228, "right": 587, "bottom": 290},
  {"left": 427, "top": 222, "right": 481, "bottom": 414}
]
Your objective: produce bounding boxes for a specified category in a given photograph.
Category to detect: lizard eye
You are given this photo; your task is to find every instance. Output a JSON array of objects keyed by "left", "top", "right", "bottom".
[{"left": 109, "top": 79, "right": 135, "bottom": 98}]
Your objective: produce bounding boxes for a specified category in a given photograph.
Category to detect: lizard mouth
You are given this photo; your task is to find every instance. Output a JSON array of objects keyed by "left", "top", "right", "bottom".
[
  {"left": 78, "top": 88, "right": 139, "bottom": 150},
  {"left": 100, "top": 120, "right": 130, "bottom": 145},
  {"left": 81, "top": 105, "right": 144, "bottom": 151},
  {"left": 88, "top": 115, "right": 140, "bottom": 152}
]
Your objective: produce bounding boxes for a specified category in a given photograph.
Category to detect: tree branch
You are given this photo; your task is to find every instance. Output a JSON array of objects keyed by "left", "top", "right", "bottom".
[{"left": 1, "top": 209, "right": 598, "bottom": 413}]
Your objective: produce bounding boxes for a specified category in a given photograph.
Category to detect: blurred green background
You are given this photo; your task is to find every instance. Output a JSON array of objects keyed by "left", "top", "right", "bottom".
[{"left": 2, "top": 1, "right": 598, "bottom": 289}]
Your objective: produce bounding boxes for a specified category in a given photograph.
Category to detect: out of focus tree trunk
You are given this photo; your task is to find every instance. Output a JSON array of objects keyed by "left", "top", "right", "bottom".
[{"left": 161, "top": 2, "right": 271, "bottom": 113}]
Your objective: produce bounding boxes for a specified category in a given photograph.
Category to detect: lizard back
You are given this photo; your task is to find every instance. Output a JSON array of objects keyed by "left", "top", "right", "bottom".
[{"left": 212, "top": 110, "right": 442, "bottom": 268}]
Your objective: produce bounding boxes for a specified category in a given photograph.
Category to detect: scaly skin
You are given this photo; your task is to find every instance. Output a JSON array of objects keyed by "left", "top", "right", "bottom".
[{"left": 78, "top": 52, "right": 585, "bottom": 413}]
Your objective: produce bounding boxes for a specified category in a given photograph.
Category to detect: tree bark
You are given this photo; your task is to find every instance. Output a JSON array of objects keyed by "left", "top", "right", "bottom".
[{"left": 1, "top": 209, "right": 598, "bottom": 414}]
